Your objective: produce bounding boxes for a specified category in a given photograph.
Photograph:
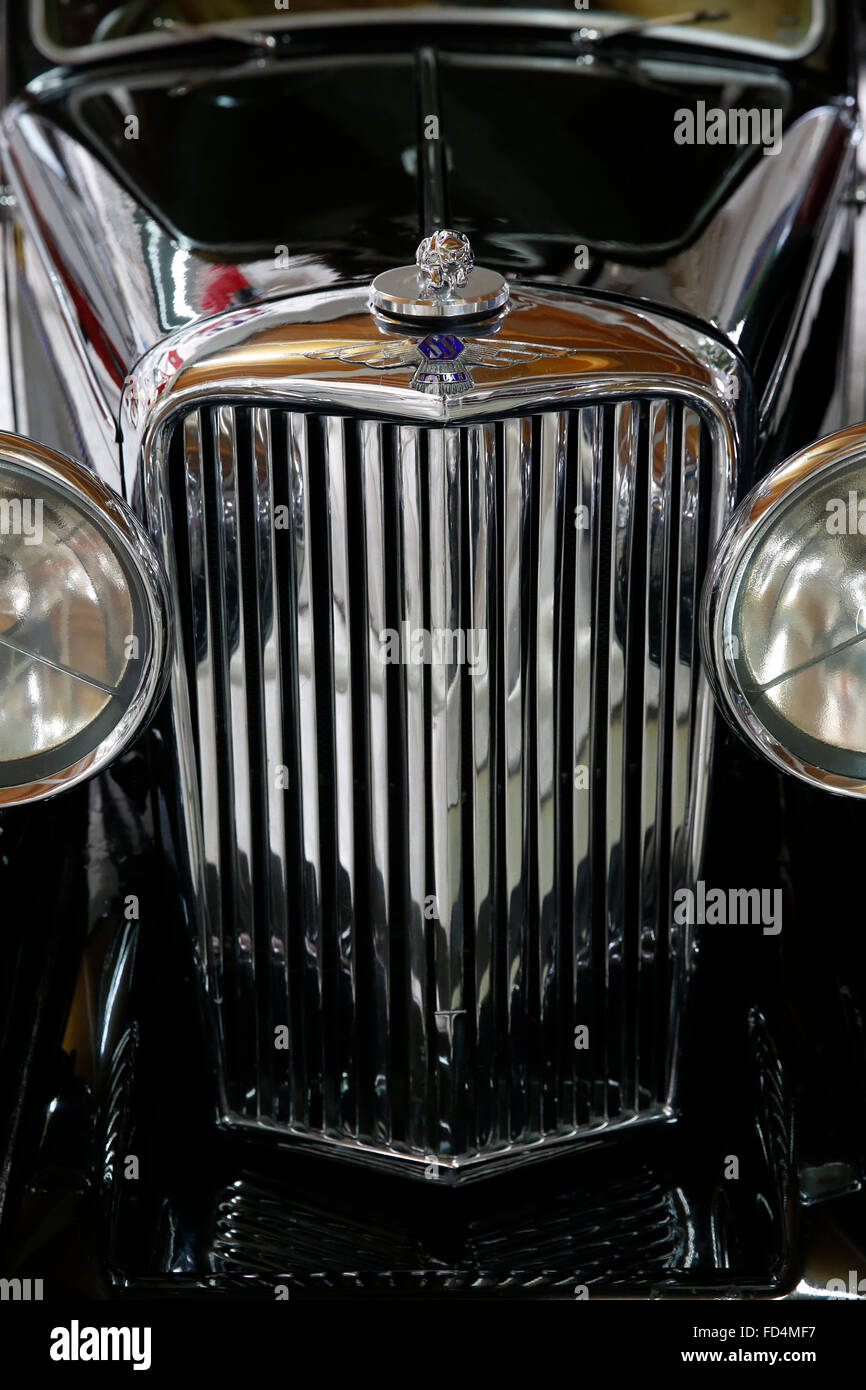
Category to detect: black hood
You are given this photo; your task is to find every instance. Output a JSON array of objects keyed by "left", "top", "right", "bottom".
[{"left": 54, "top": 43, "right": 806, "bottom": 263}]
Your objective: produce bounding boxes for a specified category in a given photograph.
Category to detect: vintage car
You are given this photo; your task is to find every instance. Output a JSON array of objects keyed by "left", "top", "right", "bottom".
[{"left": 0, "top": 0, "right": 864, "bottom": 1301}]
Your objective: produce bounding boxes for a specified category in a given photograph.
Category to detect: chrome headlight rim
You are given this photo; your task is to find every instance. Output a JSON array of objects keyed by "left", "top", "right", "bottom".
[
  {"left": 0, "top": 431, "right": 171, "bottom": 807},
  {"left": 701, "top": 423, "right": 866, "bottom": 798}
]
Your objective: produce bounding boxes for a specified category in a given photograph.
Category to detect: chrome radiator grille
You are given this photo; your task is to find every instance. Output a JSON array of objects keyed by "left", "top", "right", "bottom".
[{"left": 165, "top": 397, "right": 712, "bottom": 1178}]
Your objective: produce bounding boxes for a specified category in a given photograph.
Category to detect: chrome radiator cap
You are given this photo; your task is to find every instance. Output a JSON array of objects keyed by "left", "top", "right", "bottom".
[{"left": 371, "top": 229, "right": 509, "bottom": 323}]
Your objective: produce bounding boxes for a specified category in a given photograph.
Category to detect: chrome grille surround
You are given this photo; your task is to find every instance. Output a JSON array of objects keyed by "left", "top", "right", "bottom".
[{"left": 123, "top": 285, "right": 746, "bottom": 1181}]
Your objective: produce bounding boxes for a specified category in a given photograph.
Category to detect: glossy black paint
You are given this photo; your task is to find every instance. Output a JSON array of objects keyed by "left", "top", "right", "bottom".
[
  {"left": 0, "top": 763, "right": 798, "bottom": 1296},
  {"left": 1, "top": 6, "right": 865, "bottom": 1298}
]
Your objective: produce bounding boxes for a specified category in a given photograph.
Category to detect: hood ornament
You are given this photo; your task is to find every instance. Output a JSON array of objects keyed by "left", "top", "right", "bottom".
[
  {"left": 416, "top": 229, "right": 474, "bottom": 294},
  {"left": 371, "top": 228, "right": 509, "bottom": 324}
]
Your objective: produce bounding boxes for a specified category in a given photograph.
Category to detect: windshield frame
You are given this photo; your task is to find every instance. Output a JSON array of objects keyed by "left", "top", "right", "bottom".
[{"left": 29, "top": 1, "right": 830, "bottom": 68}]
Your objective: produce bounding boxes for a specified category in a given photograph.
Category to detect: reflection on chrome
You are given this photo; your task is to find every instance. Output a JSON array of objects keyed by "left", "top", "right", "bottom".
[
  {"left": 0, "top": 431, "right": 170, "bottom": 804},
  {"left": 127, "top": 283, "right": 742, "bottom": 1178},
  {"left": 704, "top": 425, "right": 866, "bottom": 793}
]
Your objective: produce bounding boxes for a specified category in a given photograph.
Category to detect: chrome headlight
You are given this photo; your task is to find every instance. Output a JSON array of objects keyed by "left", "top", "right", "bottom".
[
  {"left": 702, "top": 423, "right": 866, "bottom": 795},
  {"left": 0, "top": 433, "right": 170, "bottom": 805}
]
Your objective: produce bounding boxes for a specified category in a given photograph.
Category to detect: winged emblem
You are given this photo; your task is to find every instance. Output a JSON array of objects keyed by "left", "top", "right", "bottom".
[
  {"left": 305, "top": 332, "right": 572, "bottom": 394},
  {"left": 463, "top": 338, "right": 574, "bottom": 369},
  {"left": 305, "top": 339, "right": 421, "bottom": 370}
]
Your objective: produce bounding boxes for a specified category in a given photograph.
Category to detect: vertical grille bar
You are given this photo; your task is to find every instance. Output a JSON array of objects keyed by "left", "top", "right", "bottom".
[
  {"left": 666, "top": 408, "right": 702, "bottom": 1093},
  {"left": 638, "top": 401, "right": 672, "bottom": 1110},
  {"left": 182, "top": 412, "right": 226, "bottom": 1029},
  {"left": 621, "top": 403, "right": 651, "bottom": 1116},
  {"left": 552, "top": 409, "right": 576, "bottom": 1130},
  {"left": 571, "top": 406, "right": 598, "bottom": 1128},
  {"left": 285, "top": 411, "right": 325, "bottom": 1127},
  {"left": 358, "top": 419, "right": 392, "bottom": 1145},
  {"left": 427, "top": 427, "right": 466, "bottom": 1157},
  {"left": 467, "top": 422, "right": 495, "bottom": 1152},
  {"left": 536, "top": 411, "right": 566, "bottom": 1134},
  {"left": 206, "top": 406, "right": 256, "bottom": 1112},
  {"left": 396, "top": 424, "right": 430, "bottom": 1154},
  {"left": 250, "top": 407, "right": 292, "bottom": 1122},
  {"left": 607, "top": 401, "right": 640, "bottom": 1118},
  {"left": 589, "top": 405, "right": 614, "bottom": 1122},
  {"left": 235, "top": 406, "right": 268, "bottom": 1118},
  {"left": 320, "top": 417, "right": 357, "bottom": 1134},
  {"left": 502, "top": 417, "right": 531, "bottom": 1141},
  {"left": 167, "top": 396, "right": 721, "bottom": 1177},
  {"left": 655, "top": 403, "right": 684, "bottom": 1105}
]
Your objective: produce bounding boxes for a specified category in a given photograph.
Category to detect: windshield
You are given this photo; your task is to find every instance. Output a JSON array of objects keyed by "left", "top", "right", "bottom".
[{"left": 32, "top": 1, "right": 824, "bottom": 62}]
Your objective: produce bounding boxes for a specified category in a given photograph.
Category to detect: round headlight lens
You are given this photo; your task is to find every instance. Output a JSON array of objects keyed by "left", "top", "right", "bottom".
[
  {"left": 0, "top": 435, "right": 169, "bottom": 804},
  {"left": 703, "top": 426, "right": 866, "bottom": 794}
]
